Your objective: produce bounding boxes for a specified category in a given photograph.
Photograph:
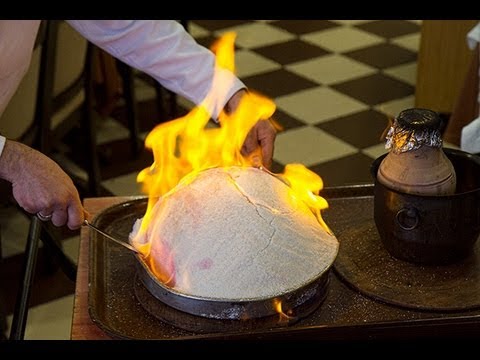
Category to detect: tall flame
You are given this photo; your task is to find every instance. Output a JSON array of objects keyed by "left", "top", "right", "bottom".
[
  {"left": 132, "top": 32, "right": 331, "bottom": 284},
  {"left": 136, "top": 32, "right": 275, "bottom": 234}
]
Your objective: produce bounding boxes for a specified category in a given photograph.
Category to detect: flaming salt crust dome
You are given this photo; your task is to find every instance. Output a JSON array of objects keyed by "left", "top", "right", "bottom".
[{"left": 129, "top": 166, "right": 339, "bottom": 300}]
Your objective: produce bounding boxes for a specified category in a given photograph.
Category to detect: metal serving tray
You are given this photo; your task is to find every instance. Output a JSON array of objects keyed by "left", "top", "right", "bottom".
[{"left": 88, "top": 184, "right": 480, "bottom": 340}]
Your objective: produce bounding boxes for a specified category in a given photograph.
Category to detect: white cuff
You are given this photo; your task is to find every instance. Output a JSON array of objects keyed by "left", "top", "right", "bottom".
[
  {"left": 467, "top": 22, "right": 480, "bottom": 50},
  {"left": 461, "top": 116, "right": 480, "bottom": 153},
  {"left": 0, "top": 135, "right": 6, "bottom": 158},
  {"left": 201, "top": 67, "right": 246, "bottom": 121}
]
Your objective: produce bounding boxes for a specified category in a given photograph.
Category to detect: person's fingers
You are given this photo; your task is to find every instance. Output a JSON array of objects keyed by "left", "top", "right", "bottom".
[
  {"left": 256, "top": 119, "right": 276, "bottom": 169},
  {"left": 259, "top": 132, "right": 275, "bottom": 169},
  {"left": 240, "top": 119, "right": 277, "bottom": 169},
  {"left": 66, "top": 199, "right": 85, "bottom": 230},
  {"left": 51, "top": 208, "right": 68, "bottom": 228},
  {"left": 241, "top": 129, "right": 259, "bottom": 156},
  {"left": 83, "top": 209, "right": 92, "bottom": 222},
  {"left": 2, "top": 141, "right": 86, "bottom": 229},
  {"left": 34, "top": 200, "right": 84, "bottom": 229}
]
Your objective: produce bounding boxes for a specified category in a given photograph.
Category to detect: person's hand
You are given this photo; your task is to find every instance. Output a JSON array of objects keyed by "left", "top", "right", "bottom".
[
  {"left": 241, "top": 119, "right": 277, "bottom": 169},
  {"left": 225, "top": 89, "right": 278, "bottom": 169},
  {"left": 0, "top": 140, "right": 85, "bottom": 230}
]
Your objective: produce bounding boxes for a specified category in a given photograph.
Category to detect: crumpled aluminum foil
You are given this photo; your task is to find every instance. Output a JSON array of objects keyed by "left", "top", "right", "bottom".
[{"left": 385, "top": 119, "right": 443, "bottom": 154}]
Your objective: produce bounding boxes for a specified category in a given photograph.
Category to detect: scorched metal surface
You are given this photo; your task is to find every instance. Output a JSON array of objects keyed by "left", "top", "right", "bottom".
[{"left": 87, "top": 185, "right": 480, "bottom": 340}]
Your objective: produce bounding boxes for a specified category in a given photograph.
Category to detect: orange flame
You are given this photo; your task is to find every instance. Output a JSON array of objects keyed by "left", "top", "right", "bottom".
[
  {"left": 132, "top": 32, "right": 331, "bottom": 286},
  {"left": 273, "top": 298, "right": 295, "bottom": 323},
  {"left": 282, "top": 163, "right": 331, "bottom": 234}
]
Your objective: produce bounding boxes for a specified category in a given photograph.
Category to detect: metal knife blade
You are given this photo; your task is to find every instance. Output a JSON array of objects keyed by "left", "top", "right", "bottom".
[{"left": 83, "top": 219, "right": 140, "bottom": 254}]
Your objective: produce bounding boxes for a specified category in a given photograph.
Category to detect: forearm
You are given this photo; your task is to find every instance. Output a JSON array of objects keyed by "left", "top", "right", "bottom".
[
  {"left": 0, "top": 138, "right": 85, "bottom": 229},
  {"left": 66, "top": 20, "right": 245, "bottom": 119},
  {"left": 0, "top": 139, "right": 29, "bottom": 182}
]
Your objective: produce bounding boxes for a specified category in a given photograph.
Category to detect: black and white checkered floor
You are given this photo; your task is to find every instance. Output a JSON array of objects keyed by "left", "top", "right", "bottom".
[{"left": 1, "top": 19, "right": 461, "bottom": 339}]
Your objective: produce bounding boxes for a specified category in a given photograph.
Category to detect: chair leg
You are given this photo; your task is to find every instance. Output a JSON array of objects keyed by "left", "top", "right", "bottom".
[
  {"left": 8, "top": 216, "right": 43, "bottom": 340},
  {"left": 116, "top": 60, "right": 141, "bottom": 158},
  {"left": 83, "top": 104, "right": 101, "bottom": 197},
  {"left": 152, "top": 81, "right": 168, "bottom": 123},
  {"left": 8, "top": 216, "right": 77, "bottom": 340},
  {"left": 0, "top": 225, "right": 7, "bottom": 340},
  {"left": 168, "top": 91, "right": 178, "bottom": 119},
  {"left": 151, "top": 79, "right": 178, "bottom": 122},
  {"left": 83, "top": 44, "right": 102, "bottom": 197}
]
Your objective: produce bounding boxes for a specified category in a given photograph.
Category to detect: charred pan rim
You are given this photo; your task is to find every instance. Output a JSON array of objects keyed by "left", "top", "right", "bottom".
[{"left": 134, "top": 253, "right": 332, "bottom": 320}]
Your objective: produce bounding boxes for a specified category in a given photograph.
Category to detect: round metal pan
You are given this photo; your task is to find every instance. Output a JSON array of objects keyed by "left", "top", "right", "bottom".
[
  {"left": 93, "top": 197, "right": 334, "bottom": 321},
  {"left": 134, "top": 251, "right": 332, "bottom": 320}
]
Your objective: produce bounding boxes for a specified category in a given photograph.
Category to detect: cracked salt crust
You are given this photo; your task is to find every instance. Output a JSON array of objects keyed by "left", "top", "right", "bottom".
[{"left": 130, "top": 166, "right": 339, "bottom": 300}]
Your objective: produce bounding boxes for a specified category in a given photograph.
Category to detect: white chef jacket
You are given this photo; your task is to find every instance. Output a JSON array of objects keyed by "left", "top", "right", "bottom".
[
  {"left": 0, "top": 20, "right": 246, "bottom": 157},
  {"left": 466, "top": 22, "right": 480, "bottom": 110},
  {"left": 460, "top": 22, "right": 480, "bottom": 154},
  {"left": 67, "top": 20, "right": 245, "bottom": 120}
]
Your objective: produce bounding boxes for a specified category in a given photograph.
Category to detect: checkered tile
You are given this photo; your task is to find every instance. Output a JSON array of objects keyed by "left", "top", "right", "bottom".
[
  {"left": 186, "top": 19, "right": 421, "bottom": 188},
  {"left": 0, "top": 19, "right": 425, "bottom": 339},
  {"left": 45, "top": 19, "right": 422, "bottom": 194}
]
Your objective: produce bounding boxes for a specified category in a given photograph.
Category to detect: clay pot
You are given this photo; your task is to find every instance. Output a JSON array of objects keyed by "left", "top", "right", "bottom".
[
  {"left": 377, "top": 146, "right": 456, "bottom": 196},
  {"left": 371, "top": 148, "right": 480, "bottom": 265}
]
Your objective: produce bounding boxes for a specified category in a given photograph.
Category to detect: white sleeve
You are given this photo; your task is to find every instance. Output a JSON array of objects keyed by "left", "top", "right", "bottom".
[
  {"left": 0, "top": 135, "right": 6, "bottom": 158},
  {"left": 467, "top": 22, "right": 480, "bottom": 50},
  {"left": 466, "top": 22, "right": 480, "bottom": 115},
  {"left": 66, "top": 20, "right": 245, "bottom": 120}
]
